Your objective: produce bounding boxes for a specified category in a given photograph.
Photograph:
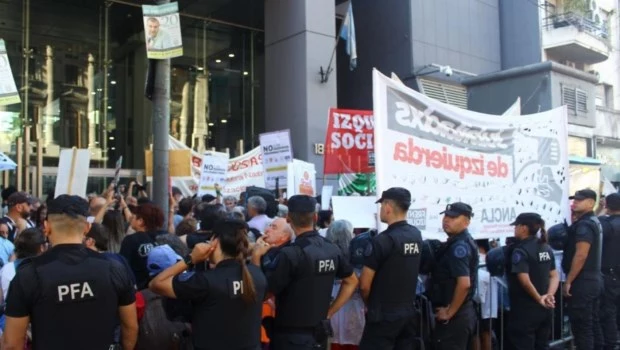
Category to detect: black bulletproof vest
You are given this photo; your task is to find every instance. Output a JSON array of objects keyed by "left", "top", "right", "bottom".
[
  {"left": 429, "top": 231, "right": 479, "bottom": 307},
  {"left": 562, "top": 213, "right": 602, "bottom": 278},
  {"left": 508, "top": 237, "right": 554, "bottom": 308},
  {"left": 600, "top": 215, "right": 620, "bottom": 269},
  {"left": 275, "top": 231, "right": 341, "bottom": 329},
  {"left": 30, "top": 247, "right": 119, "bottom": 349},
  {"left": 367, "top": 222, "right": 422, "bottom": 322},
  {"left": 191, "top": 260, "right": 266, "bottom": 349}
]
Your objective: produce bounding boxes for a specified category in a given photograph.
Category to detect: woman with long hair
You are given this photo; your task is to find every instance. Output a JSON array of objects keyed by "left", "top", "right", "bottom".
[
  {"left": 326, "top": 220, "right": 365, "bottom": 350},
  {"left": 149, "top": 218, "right": 267, "bottom": 350}
]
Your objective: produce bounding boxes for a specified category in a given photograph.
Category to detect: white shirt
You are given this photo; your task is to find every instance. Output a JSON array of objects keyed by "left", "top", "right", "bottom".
[
  {"left": 248, "top": 214, "right": 271, "bottom": 233},
  {"left": 0, "top": 262, "right": 16, "bottom": 301},
  {"left": 477, "top": 264, "right": 499, "bottom": 319}
]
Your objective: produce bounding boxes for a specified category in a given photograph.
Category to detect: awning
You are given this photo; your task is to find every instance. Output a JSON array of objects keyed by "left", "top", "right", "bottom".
[{"left": 569, "top": 155, "right": 602, "bottom": 166}]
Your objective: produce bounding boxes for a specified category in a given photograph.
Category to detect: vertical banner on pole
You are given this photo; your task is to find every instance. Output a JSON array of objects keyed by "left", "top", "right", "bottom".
[
  {"left": 0, "top": 39, "right": 21, "bottom": 106},
  {"left": 259, "top": 129, "right": 293, "bottom": 190},
  {"left": 55, "top": 148, "right": 91, "bottom": 197},
  {"left": 198, "top": 151, "right": 229, "bottom": 196},
  {"left": 142, "top": 2, "right": 183, "bottom": 59}
]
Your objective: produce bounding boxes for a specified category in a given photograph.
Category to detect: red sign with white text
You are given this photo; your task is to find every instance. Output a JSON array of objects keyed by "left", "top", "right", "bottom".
[{"left": 324, "top": 108, "right": 374, "bottom": 174}]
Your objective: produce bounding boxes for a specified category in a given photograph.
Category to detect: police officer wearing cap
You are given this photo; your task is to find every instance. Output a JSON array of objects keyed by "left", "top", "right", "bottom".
[
  {"left": 598, "top": 192, "right": 620, "bottom": 349},
  {"left": 3, "top": 195, "right": 138, "bottom": 350},
  {"left": 253, "top": 195, "right": 358, "bottom": 349},
  {"left": 358, "top": 187, "right": 423, "bottom": 349},
  {"left": 506, "top": 213, "right": 559, "bottom": 350},
  {"left": 562, "top": 189, "right": 604, "bottom": 350},
  {"left": 428, "top": 202, "right": 479, "bottom": 350}
]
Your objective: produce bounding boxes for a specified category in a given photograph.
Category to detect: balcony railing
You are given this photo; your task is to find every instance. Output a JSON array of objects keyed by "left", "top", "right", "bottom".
[{"left": 544, "top": 12, "right": 610, "bottom": 46}]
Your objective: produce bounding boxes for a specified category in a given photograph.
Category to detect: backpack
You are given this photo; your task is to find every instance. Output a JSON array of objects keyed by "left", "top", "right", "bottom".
[{"left": 135, "top": 289, "right": 192, "bottom": 350}]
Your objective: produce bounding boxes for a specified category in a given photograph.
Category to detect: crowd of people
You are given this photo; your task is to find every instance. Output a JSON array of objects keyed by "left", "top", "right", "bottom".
[{"left": 0, "top": 183, "right": 616, "bottom": 350}]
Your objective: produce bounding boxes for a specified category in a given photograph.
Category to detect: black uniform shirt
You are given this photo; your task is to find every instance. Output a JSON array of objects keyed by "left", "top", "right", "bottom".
[
  {"left": 429, "top": 231, "right": 478, "bottom": 307},
  {"left": 508, "top": 237, "right": 555, "bottom": 309},
  {"left": 599, "top": 215, "right": 620, "bottom": 269},
  {"left": 562, "top": 211, "right": 601, "bottom": 278},
  {"left": 5, "top": 244, "right": 135, "bottom": 350},
  {"left": 172, "top": 259, "right": 267, "bottom": 350}
]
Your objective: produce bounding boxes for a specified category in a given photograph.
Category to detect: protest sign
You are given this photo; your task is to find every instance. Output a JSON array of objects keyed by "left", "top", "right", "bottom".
[
  {"left": 331, "top": 196, "right": 377, "bottom": 229},
  {"left": 287, "top": 159, "right": 317, "bottom": 197},
  {"left": 372, "top": 69, "right": 570, "bottom": 240},
  {"left": 167, "top": 136, "right": 265, "bottom": 197},
  {"left": 198, "top": 151, "right": 229, "bottom": 196},
  {"left": 142, "top": 2, "right": 183, "bottom": 59},
  {"left": 55, "top": 148, "right": 91, "bottom": 198},
  {"left": 324, "top": 108, "right": 374, "bottom": 174},
  {"left": 259, "top": 130, "right": 293, "bottom": 189},
  {"left": 0, "top": 39, "right": 20, "bottom": 106}
]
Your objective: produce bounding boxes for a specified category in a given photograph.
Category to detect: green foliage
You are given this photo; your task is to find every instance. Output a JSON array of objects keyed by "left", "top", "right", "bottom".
[{"left": 565, "top": 0, "right": 589, "bottom": 15}]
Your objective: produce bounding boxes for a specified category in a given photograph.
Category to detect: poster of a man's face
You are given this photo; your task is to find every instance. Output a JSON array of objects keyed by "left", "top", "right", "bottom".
[
  {"left": 142, "top": 2, "right": 183, "bottom": 59},
  {"left": 147, "top": 17, "right": 160, "bottom": 39}
]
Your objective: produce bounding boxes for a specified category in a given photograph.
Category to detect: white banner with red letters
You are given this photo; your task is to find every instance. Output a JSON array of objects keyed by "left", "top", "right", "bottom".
[
  {"left": 167, "top": 136, "right": 265, "bottom": 198},
  {"left": 372, "top": 69, "right": 570, "bottom": 240}
]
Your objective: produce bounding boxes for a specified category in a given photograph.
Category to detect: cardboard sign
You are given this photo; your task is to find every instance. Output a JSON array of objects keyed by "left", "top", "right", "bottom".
[
  {"left": 144, "top": 149, "right": 191, "bottom": 177},
  {"left": 55, "top": 148, "right": 91, "bottom": 197}
]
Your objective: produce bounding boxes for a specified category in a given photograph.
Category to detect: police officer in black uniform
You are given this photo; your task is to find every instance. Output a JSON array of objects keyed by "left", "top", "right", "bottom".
[
  {"left": 428, "top": 202, "right": 479, "bottom": 350},
  {"left": 150, "top": 218, "right": 267, "bottom": 350},
  {"left": 255, "top": 195, "right": 358, "bottom": 349},
  {"left": 562, "top": 189, "right": 604, "bottom": 350},
  {"left": 3, "top": 195, "right": 138, "bottom": 350},
  {"left": 506, "top": 213, "right": 559, "bottom": 350},
  {"left": 598, "top": 192, "right": 620, "bottom": 350},
  {"left": 358, "top": 187, "right": 423, "bottom": 349}
]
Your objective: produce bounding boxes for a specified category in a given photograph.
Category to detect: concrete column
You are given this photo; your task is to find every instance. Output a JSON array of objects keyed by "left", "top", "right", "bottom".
[
  {"left": 87, "top": 53, "right": 97, "bottom": 148},
  {"left": 44, "top": 45, "right": 54, "bottom": 147},
  {"left": 179, "top": 81, "right": 190, "bottom": 145},
  {"left": 264, "top": 0, "right": 337, "bottom": 176}
]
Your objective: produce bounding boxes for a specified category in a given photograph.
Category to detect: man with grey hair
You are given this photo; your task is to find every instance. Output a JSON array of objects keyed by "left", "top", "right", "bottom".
[
  {"left": 223, "top": 195, "right": 237, "bottom": 212},
  {"left": 277, "top": 204, "right": 288, "bottom": 218},
  {"left": 247, "top": 196, "right": 270, "bottom": 233}
]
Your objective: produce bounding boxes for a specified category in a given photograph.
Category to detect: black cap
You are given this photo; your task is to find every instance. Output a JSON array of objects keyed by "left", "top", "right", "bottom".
[
  {"left": 606, "top": 193, "right": 620, "bottom": 211},
  {"left": 569, "top": 189, "right": 597, "bottom": 201},
  {"left": 7, "top": 191, "right": 34, "bottom": 207},
  {"left": 440, "top": 202, "right": 473, "bottom": 218},
  {"left": 288, "top": 195, "right": 317, "bottom": 213},
  {"left": 202, "top": 194, "right": 216, "bottom": 203},
  {"left": 375, "top": 187, "right": 411, "bottom": 206},
  {"left": 47, "top": 195, "right": 89, "bottom": 218},
  {"left": 510, "top": 212, "right": 543, "bottom": 226}
]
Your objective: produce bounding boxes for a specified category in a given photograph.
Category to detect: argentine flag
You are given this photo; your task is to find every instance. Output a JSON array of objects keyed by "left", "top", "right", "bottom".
[{"left": 340, "top": 2, "right": 357, "bottom": 70}]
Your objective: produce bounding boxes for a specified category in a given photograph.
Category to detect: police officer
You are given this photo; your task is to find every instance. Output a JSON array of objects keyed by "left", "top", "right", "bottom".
[
  {"left": 150, "top": 218, "right": 267, "bottom": 350},
  {"left": 358, "top": 187, "right": 423, "bottom": 349},
  {"left": 254, "top": 195, "right": 358, "bottom": 349},
  {"left": 506, "top": 213, "right": 559, "bottom": 350},
  {"left": 3, "top": 195, "right": 138, "bottom": 350},
  {"left": 562, "top": 189, "right": 604, "bottom": 350},
  {"left": 598, "top": 192, "right": 620, "bottom": 350},
  {"left": 428, "top": 202, "right": 478, "bottom": 350}
]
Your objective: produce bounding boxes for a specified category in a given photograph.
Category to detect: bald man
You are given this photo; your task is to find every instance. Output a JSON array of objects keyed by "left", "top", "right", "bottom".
[{"left": 262, "top": 218, "right": 293, "bottom": 247}]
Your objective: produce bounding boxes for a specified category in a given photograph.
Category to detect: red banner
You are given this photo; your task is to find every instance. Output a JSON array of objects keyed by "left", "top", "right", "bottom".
[{"left": 324, "top": 108, "right": 374, "bottom": 174}]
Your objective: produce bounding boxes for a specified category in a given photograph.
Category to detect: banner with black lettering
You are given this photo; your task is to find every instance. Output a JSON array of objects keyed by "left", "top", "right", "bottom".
[{"left": 372, "top": 69, "right": 570, "bottom": 240}]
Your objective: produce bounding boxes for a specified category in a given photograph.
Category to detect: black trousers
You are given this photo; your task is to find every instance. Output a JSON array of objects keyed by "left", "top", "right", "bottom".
[
  {"left": 507, "top": 305, "right": 552, "bottom": 350},
  {"left": 359, "top": 316, "right": 422, "bottom": 350},
  {"left": 601, "top": 272, "right": 620, "bottom": 350},
  {"left": 270, "top": 332, "right": 326, "bottom": 350},
  {"left": 566, "top": 278, "right": 603, "bottom": 350},
  {"left": 432, "top": 302, "right": 477, "bottom": 350}
]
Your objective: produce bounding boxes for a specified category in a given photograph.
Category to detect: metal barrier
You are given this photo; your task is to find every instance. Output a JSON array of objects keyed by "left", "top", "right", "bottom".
[{"left": 473, "top": 267, "right": 574, "bottom": 350}]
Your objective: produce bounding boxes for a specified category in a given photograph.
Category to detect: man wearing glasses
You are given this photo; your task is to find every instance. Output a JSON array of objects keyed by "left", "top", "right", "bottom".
[{"left": 428, "top": 202, "right": 479, "bottom": 350}]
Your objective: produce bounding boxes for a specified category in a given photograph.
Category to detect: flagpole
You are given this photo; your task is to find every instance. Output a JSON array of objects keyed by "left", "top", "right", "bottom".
[{"left": 320, "top": 15, "right": 346, "bottom": 84}]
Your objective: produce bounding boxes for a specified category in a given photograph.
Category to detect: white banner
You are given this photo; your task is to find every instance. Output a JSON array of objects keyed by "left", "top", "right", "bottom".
[
  {"left": 0, "top": 39, "right": 20, "bottom": 106},
  {"left": 167, "top": 136, "right": 265, "bottom": 198},
  {"left": 198, "top": 151, "right": 229, "bottom": 196},
  {"left": 142, "top": 2, "right": 183, "bottom": 59},
  {"left": 55, "top": 148, "right": 91, "bottom": 198},
  {"left": 372, "top": 69, "right": 570, "bottom": 240},
  {"left": 287, "top": 159, "right": 317, "bottom": 197},
  {"left": 259, "top": 129, "right": 293, "bottom": 189}
]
